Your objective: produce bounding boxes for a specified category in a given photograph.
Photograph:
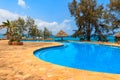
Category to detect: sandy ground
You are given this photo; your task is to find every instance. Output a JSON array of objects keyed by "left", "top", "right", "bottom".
[{"left": 0, "top": 40, "right": 120, "bottom": 80}]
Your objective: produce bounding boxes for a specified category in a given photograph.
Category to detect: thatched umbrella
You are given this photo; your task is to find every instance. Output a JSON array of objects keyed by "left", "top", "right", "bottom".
[
  {"left": 55, "top": 30, "right": 68, "bottom": 40},
  {"left": 115, "top": 32, "right": 120, "bottom": 38},
  {"left": 115, "top": 32, "right": 120, "bottom": 43}
]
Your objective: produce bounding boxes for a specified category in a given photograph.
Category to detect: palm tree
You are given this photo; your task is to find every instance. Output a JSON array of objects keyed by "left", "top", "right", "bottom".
[
  {"left": 1, "top": 20, "right": 12, "bottom": 39},
  {"left": 0, "top": 20, "right": 22, "bottom": 42}
]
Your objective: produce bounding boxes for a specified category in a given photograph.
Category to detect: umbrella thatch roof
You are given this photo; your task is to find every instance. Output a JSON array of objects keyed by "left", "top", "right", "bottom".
[
  {"left": 56, "top": 30, "right": 68, "bottom": 37},
  {"left": 115, "top": 32, "right": 120, "bottom": 38}
]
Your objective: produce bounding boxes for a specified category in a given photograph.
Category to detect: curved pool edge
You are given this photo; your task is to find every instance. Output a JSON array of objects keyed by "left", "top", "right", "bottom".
[
  {"left": 0, "top": 40, "right": 120, "bottom": 80},
  {"left": 33, "top": 42, "right": 64, "bottom": 58},
  {"left": 71, "top": 41, "right": 120, "bottom": 46},
  {"left": 33, "top": 41, "right": 120, "bottom": 75},
  {"left": 33, "top": 44, "right": 64, "bottom": 52}
]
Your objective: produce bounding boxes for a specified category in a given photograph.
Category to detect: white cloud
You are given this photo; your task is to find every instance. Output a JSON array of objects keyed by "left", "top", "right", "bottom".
[
  {"left": 0, "top": 8, "right": 74, "bottom": 35},
  {"left": 18, "top": 0, "right": 28, "bottom": 8},
  {"left": 0, "top": 9, "right": 25, "bottom": 34},
  {"left": 63, "top": 19, "right": 71, "bottom": 23},
  {"left": 0, "top": 9, "right": 25, "bottom": 24},
  {"left": 35, "top": 19, "right": 73, "bottom": 35}
]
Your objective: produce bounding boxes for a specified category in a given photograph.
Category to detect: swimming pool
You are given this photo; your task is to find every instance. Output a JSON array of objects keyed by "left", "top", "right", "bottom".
[{"left": 34, "top": 42, "right": 120, "bottom": 74}]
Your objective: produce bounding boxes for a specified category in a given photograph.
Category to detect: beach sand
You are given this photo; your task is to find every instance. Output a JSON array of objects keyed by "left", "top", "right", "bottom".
[{"left": 0, "top": 40, "right": 120, "bottom": 80}]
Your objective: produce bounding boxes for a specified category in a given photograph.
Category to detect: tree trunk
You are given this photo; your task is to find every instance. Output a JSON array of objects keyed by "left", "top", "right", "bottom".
[
  {"left": 86, "top": 32, "right": 90, "bottom": 41},
  {"left": 86, "top": 23, "right": 91, "bottom": 41}
]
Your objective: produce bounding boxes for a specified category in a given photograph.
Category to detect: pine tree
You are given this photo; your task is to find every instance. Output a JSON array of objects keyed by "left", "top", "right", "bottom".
[{"left": 69, "top": 0, "right": 109, "bottom": 41}]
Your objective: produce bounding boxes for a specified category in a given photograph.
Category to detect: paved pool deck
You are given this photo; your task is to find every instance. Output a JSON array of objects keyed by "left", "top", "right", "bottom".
[{"left": 0, "top": 40, "right": 120, "bottom": 80}]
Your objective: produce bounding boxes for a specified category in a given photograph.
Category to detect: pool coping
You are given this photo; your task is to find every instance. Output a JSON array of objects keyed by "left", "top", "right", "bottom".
[
  {"left": 33, "top": 44, "right": 64, "bottom": 56},
  {"left": 1, "top": 40, "right": 120, "bottom": 80},
  {"left": 33, "top": 41, "right": 120, "bottom": 74}
]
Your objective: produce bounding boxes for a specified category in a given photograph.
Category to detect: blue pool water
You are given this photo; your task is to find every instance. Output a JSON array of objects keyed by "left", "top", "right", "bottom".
[{"left": 34, "top": 42, "right": 120, "bottom": 74}]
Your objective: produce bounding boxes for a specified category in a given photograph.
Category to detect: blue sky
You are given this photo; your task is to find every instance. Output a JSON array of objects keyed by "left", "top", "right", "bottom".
[{"left": 0, "top": 0, "right": 109, "bottom": 35}]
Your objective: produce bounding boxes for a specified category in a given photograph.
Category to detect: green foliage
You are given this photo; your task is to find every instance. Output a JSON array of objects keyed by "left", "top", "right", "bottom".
[
  {"left": 16, "top": 17, "right": 26, "bottom": 36},
  {"left": 26, "top": 17, "right": 45, "bottom": 39},
  {"left": 69, "top": 0, "right": 113, "bottom": 41},
  {"left": 109, "top": 0, "right": 120, "bottom": 34},
  {"left": 109, "top": 0, "right": 120, "bottom": 12},
  {"left": 28, "top": 25, "right": 42, "bottom": 39},
  {"left": 25, "top": 16, "right": 36, "bottom": 37},
  {"left": 0, "top": 17, "right": 52, "bottom": 41},
  {"left": 2, "top": 20, "right": 16, "bottom": 40},
  {"left": 43, "top": 27, "right": 52, "bottom": 39},
  {"left": 36, "top": 29, "right": 43, "bottom": 37}
]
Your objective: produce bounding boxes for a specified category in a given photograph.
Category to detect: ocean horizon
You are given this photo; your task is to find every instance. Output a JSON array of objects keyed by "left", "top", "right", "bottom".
[
  {"left": 0, "top": 34, "right": 5, "bottom": 38},
  {"left": 0, "top": 34, "right": 116, "bottom": 42}
]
